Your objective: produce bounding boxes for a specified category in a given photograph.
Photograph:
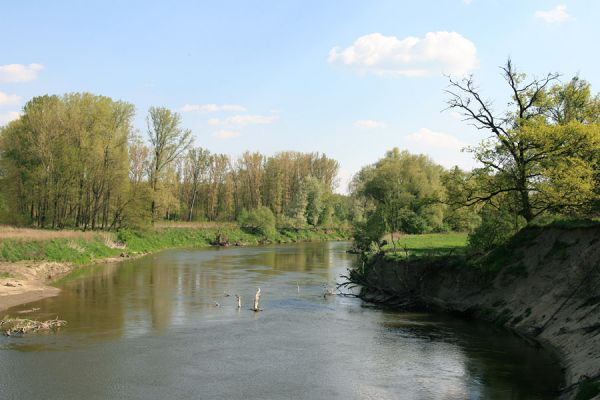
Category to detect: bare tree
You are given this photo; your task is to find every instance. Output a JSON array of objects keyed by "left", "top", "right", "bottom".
[{"left": 446, "top": 59, "right": 560, "bottom": 221}]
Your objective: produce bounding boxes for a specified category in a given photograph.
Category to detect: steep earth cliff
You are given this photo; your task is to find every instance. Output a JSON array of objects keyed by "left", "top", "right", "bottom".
[{"left": 354, "top": 226, "right": 600, "bottom": 399}]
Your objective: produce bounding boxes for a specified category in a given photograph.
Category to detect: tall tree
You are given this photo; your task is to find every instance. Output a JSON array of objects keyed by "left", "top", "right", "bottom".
[
  {"left": 146, "top": 107, "right": 192, "bottom": 222},
  {"left": 446, "top": 59, "right": 598, "bottom": 221}
]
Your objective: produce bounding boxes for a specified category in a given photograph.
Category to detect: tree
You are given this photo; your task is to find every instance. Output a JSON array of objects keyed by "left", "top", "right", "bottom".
[
  {"left": 146, "top": 107, "right": 192, "bottom": 222},
  {"left": 182, "top": 147, "right": 211, "bottom": 221},
  {"left": 446, "top": 59, "right": 599, "bottom": 221},
  {"left": 0, "top": 93, "right": 134, "bottom": 229},
  {"left": 352, "top": 148, "right": 445, "bottom": 248},
  {"left": 442, "top": 167, "right": 481, "bottom": 232}
]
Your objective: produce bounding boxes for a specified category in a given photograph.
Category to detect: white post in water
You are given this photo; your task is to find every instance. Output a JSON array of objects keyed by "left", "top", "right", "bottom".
[
  {"left": 235, "top": 294, "right": 241, "bottom": 309},
  {"left": 252, "top": 288, "right": 261, "bottom": 311}
]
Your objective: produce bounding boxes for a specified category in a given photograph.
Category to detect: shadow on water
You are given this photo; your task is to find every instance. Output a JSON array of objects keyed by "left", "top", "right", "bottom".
[{"left": 0, "top": 241, "right": 562, "bottom": 400}]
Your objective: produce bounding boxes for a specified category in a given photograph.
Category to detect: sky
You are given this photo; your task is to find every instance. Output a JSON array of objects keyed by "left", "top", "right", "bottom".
[{"left": 1, "top": 0, "right": 598, "bottom": 193}]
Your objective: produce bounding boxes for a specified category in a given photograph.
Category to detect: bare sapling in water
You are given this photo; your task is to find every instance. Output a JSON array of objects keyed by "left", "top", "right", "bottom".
[{"left": 252, "top": 288, "right": 262, "bottom": 312}]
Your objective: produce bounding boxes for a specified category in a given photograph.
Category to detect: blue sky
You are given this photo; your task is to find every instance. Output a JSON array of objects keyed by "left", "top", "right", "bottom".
[{"left": 1, "top": 1, "right": 598, "bottom": 192}]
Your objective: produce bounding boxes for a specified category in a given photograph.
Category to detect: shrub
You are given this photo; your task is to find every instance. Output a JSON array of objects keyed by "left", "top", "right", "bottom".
[
  {"left": 238, "top": 207, "right": 277, "bottom": 237},
  {"left": 468, "top": 206, "right": 526, "bottom": 253}
]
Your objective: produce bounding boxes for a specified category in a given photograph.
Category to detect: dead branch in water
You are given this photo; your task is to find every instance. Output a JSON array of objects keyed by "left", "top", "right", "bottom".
[
  {"left": 252, "top": 288, "right": 262, "bottom": 312},
  {"left": 1, "top": 317, "right": 67, "bottom": 336}
]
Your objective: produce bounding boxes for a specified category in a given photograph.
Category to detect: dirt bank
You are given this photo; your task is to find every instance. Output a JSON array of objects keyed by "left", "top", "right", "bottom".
[
  {"left": 353, "top": 226, "right": 600, "bottom": 400},
  {"left": 0, "top": 255, "right": 135, "bottom": 313},
  {"left": 0, "top": 261, "right": 73, "bottom": 312}
]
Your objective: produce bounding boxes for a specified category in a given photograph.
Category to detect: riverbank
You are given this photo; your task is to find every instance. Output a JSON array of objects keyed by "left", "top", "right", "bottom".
[
  {"left": 0, "top": 225, "right": 350, "bottom": 312},
  {"left": 350, "top": 225, "right": 600, "bottom": 400}
]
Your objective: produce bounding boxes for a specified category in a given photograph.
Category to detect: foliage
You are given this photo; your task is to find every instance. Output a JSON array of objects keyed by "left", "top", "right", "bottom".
[
  {"left": 0, "top": 93, "right": 134, "bottom": 229},
  {"left": 0, "top": 92, "right": 347, "bottom": 229},
  {"left": 352, "top": 210, "right": 387, "bottom": 252},
  {"left": 468, "top": 203, "right": 526, "bottom": 253},
  {"left": 442, "top": 167, "right": 481, "bottom": 232},
  {"left": 237, "top": 206, "right": 277, "bottom": 237},
  {"left": 351, "top": 148, "right": 446, "bottom": 249},
  {"left": 447, "top": 59, "right": 600, "bottom": 222}
]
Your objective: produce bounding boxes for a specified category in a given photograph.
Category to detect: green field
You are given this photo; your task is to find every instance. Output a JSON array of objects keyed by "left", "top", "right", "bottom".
[{"left": 381, "top": 232, "right": 469, "bottom": 261}]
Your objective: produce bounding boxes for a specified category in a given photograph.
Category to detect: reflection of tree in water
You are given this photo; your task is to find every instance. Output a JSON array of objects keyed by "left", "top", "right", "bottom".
[{"left": 15, "top": 242, "right": 345, "bottom": 338}]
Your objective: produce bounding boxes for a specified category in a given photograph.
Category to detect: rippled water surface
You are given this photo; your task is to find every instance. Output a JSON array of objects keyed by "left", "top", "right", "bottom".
[{"left": 0, "top": 241, "right": 562, "bottom": 399}]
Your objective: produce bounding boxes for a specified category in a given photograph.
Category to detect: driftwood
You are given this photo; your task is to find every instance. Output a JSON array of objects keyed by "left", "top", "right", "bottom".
[
  {"left": 252, "top": 288, "right": 262, "bottom": 312},
  {"left": 1, "top": 317, "right": 66, "bottom": 336},
  {"left": 323, "top": 284, "right": 336, "bottom": 298}
]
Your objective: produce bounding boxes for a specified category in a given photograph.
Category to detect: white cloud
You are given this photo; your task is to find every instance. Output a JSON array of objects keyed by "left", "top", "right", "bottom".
[
  {"left": 208, "top": 114, "right": 277, "bottom": 127},
  {"left": 0, "top": 111, "right": 21, "bottom": 125},
  {"left": 406, "top": 128, "right": 467, "bottom": 150},
  {"left": 328, "top": 31, "right": 478, "bottom": 77},
  {"left": 535, "top": 5, "right": 574, "bottom": 23},
  {"left": 462, "top": 0, "right": 473, "bottom": 4},
  {"left": 0, "top": 63, "right": 44, "bottom": 83},
  {"left": 181, "top": 103, "right": 247, "bottom": 113},
  {"left": 354, "top": 119, "right": 386, "bottom": 129},
  {"left": 0, "top": 91, "right": 21, "bottom": 106},
  {"left": 213, "top": 130, "right": 241, "bottom": 139}
]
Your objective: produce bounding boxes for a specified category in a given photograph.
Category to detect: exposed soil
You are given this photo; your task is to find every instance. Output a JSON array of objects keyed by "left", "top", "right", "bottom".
[{"left": 354, "top": 226, "right": 600, "bottom": 400}]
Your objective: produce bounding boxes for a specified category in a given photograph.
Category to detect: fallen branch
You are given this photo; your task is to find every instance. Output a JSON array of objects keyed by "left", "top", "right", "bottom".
[{"left": 1, "top": 317, "right": 67, "bottom": 336}]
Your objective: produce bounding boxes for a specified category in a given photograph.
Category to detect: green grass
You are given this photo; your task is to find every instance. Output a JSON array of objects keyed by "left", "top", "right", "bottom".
[
  {"left": 380, "top": 232, "right": 468, "bottom": 262},
  {"left": 0, "top": 225, "right": 350, "bottom": 265},
  {"left": 0, "top": 236, "right": 122, "bottom": 263}
]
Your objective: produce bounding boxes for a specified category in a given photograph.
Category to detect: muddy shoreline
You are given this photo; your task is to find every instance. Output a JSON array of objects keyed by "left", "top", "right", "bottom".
[{"left": 0, "top": 255, "right": 140, "bottom": 313}]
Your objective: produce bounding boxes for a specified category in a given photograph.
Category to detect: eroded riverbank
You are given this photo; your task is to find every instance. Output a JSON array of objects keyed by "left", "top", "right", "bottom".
[{"left": 352, "top": 226, "right": 600, "bottom": 399}]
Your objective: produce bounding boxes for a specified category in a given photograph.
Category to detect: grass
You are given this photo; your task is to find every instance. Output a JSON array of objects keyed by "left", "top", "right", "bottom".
[
  {"left": 380, "top": 232, "right": 469, "bottom": 262},
  {"left": 0, "top": 225, "right": 109, "bottom": 241},
  {"left": 0, "top": 224, "right": 350, "bottom": 264}
]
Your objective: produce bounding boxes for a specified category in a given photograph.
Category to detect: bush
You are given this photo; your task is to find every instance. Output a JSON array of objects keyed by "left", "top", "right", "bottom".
[
  {"left": 352, "top": 212, "right": 386, "bottom": 252},
  {"left": 238, "top": 207, "right": 277, "bottom": 237},
  {"left": 468, "top": 206, "right": 526, "bottom": 253}
]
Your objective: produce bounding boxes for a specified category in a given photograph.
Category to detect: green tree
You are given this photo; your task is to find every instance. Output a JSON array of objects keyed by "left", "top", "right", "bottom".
[
  {"left": 352, "top": 148, "right": 445, "bottom": 248},
  {"left": 447, "top": 59, "right": 599, "bottom": 221},
  {"left": 146, "top": 107, "right": 192, "bottom": 222}
]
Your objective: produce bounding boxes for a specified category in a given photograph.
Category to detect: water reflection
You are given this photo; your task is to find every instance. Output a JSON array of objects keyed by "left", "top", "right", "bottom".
[{"left": 0, "top": 241, "right": 561, "bottom": 400}]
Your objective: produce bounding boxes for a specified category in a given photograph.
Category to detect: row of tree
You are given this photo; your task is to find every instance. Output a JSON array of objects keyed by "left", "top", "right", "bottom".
[
  {"left": 1, "top": 60, "right": 597, "bottom": 245},
  {"left": 0, "top": 94, "right": 345, "bottom": 229}
]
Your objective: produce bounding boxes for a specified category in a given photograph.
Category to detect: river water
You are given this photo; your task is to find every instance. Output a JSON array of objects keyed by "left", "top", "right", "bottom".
[{"left": 0, "top": 241, "right": 562, "bottom": 399}]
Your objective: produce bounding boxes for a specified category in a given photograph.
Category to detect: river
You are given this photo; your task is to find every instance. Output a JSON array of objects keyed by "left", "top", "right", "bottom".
[{"left": 0, "top": 241, "right": 562, "bottom": 399}]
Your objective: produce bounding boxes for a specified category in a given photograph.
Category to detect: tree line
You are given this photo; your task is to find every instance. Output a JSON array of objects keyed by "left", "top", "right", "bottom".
[
  {"left": 0, "top": 94, "right": 344, "bottom": 230},
  {"left": 1, "top": 59, "right": 598, "bottom": 246}
]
